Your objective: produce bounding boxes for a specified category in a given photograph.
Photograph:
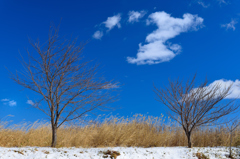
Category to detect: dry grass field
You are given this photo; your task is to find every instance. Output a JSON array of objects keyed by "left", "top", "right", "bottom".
[{"left": 0, "top": 114, "right": 239, "bottom": 148}]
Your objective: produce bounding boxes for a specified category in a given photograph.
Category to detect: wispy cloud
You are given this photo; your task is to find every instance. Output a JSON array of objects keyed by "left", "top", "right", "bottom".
[
  {"left": 93, "top": 30, "right": 104, "bottom": 40},
  {"left": 93, "top": 14, "right": 121, "bottom": 39},
  {"left": 221, "top": 20, "right": 237, "bottom": 31},
  {"left": 127, "top": 12, "right": 204, "bottom": 65},
  {"left": 103, "top": 83, "right": 120, "bottom": 89},
  {"left": 197, "top": 1, "right": 210, "bottom": 8},
  {"left": 1, "top": 99, "right": 9, "bottom": 102},
  {"left": 26, "top": 100, "right": 34, "bottom": 106},
  {"left": 9, "top": 101, "right": 17, "bottom": 106},
  {"left": 103, "top": 14, "right": 121, "bottom": 30},
  {"left": 128, "top": 10, "right": 147, "bottom": 23},
  {"left": 218, "top": 0, "right": 228, "bottom": 5},
  {"left": 1, "top": 99, "right": 17, "bottom": 106}
]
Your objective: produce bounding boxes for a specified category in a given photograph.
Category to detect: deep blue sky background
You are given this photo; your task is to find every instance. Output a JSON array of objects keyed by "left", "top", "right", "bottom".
[{"left": 0, "top": 0, "right": 240, "bottom": 124}]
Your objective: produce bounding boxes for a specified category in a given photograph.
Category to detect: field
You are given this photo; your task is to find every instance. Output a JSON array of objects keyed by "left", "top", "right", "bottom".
[
  {"left": 0, "top": 114, "right": 239, "bottom": 148},
  {"left": 0, "top": 114, "right": 239, "bottom": 158}
]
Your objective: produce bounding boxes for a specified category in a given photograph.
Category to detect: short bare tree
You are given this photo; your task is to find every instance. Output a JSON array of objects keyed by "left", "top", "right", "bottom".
[
  {"left": 154, "top": 75, "right": 238, "bottom": 148},
  {"left": 226, "top": 118, "right": 240, "bottom": 158},
  {"left": 11, "top": 26, "right": 118, "bottom": 147}
]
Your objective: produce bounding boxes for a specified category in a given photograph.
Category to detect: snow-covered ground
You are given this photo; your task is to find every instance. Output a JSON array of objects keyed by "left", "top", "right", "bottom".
[{"left": 0, "top": 146, "right": 239, "bottom": 159}]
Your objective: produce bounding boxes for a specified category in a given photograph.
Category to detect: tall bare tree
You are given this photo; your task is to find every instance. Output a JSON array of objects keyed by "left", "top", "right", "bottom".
[
  {"left": 154, "top": 75, "right": 238, "bottom": 148},
  {"left": 11, "top": 26, "right": 118, "bottom": 147}
]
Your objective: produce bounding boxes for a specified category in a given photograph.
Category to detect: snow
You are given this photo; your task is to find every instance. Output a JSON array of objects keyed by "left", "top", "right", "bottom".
[{"left": 0, "top": 146, "right": 238, "bottom": 159}]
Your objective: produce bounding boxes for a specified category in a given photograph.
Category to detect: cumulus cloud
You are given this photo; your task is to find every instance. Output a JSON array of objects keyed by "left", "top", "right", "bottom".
[
  {"left": 128, "top": 10, "right": 146, "bottom": 23},
  {"left": 221, "top": 20, "right": 237, "bottom": 31},
  {"left": 197, "top": 1, "right": 210, "bottom": 8},
  {"left": 26, "top": 100, "right": 34, "bottom": 106},
  {"left": 189, "top": 79, "right": 240, "bottom": 99},
  {"left": 207, "top": 79, "right": 240, "bottom": 99},
  {"left": 127, "top": 11, "right": 204, "bottom": 65},
  {"left": 93, "top": 30, "right": 103, "bottom": 39},
  {"left": 103, "top": 14, "right": 121, "bottom": 30},
  {"left": 1, "top": 99, "right": 17, "bottom": 106}
]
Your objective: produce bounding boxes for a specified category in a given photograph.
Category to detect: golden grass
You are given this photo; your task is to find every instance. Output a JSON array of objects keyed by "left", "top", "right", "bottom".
[{"left": 0, "top": 114, "right": 239, "bottom": 148}]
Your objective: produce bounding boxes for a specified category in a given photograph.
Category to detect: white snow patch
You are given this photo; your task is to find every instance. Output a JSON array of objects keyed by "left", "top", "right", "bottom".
[{"left": 0, "top": 146, "right": 238, "bottom": 159}]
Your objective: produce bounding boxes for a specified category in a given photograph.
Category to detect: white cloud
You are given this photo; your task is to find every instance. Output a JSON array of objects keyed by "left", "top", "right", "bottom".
[
  {"left": 1, "top": 99, "right": 17, "bottom": 106},
  {"left": 1, "top": 99, "right": 9, "bottom": 102},
  {"left": 127, "top": 41, "right": 180, "bottom": 65},
  {"left": 190, "top": 79, "right": 240, "bottom": 99},
  {"left": 218, "top": 0, "right": 227, "bottom": 5},
  {"left": 9, "top": 100, "right": 17, "bottom": 106},
  {"left": 103, "top": 14, "right": 121, "bottom": 30},
  {"left": 103, "top": 83, "right": 120, "bottom": 89},
  {"left": 93, "top": 14, "right": 121, "bottom": 39},
  {"left": 127, "top": 11, "right": 204, "bottom": 65},
  {"left": 221, "top": 20, "right": 237, "bottom": 31},
  {"left": 26, "top": 100, "right": 34, "bottom": 106},
  {"left": 128, "top": 10, "right": 146, "bottom": 23},
  {"left": 93, "top": 30, "right": 103, "bottom": 40},
  {"left": 213, "top": 79, "right": 240, "bottom": 99},
  {"left": 197, "top": 1, "right": 210, "bottom": 8}
]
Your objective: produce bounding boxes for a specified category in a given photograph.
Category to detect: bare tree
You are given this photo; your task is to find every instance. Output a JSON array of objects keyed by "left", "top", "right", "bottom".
[
  {"left": 153, "top": 75, "right": 238, "bottom": 148},
  {"left": 10, "top": 26, "right": 118, "bottom": 147},
  {"left": 226, "top": 118, "right": 240, "bottom": 158}
]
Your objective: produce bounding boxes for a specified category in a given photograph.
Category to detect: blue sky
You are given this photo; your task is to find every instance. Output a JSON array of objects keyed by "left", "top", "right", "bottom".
[{"left": 0, "top": 0, "right": 240, "bottom": 124}]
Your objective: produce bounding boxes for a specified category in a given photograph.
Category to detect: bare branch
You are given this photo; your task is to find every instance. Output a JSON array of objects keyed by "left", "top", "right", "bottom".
[
  {"left": 154, "top": 75, "right": 239, "bottom": 148},
  {"left": 10, "top": 25, "right": 118, "bottom": 147}
]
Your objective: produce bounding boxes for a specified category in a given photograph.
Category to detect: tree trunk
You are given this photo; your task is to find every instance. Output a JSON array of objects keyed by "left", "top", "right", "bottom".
[
  {"left": 187, "top": 132, "right": 192, "bottom": 148},
  {"left": 229, "top": 132, "right": 233, "bottom": 157},
  {"left": 51, "top": 125, "right": 57, "bottom": 147}
]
